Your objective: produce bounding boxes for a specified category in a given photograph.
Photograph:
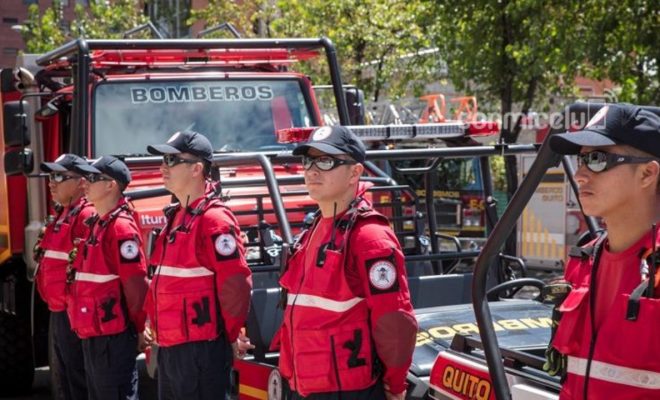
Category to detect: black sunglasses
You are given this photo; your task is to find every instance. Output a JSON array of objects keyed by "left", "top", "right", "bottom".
[
  {"left": 302, "top": 155, "right": 357, "bottom": 171},
  {"left": 48, "top": 173, "right": 80, "bottom": 183},
  {"left": 577, "top": 150, "right": 657, "bottom": 173},
  {"left": 85, "top": 174, "right": 114, "bottom": 184},
  {"left": 163, "top": 154, "right": 201, "bottom": 168}
]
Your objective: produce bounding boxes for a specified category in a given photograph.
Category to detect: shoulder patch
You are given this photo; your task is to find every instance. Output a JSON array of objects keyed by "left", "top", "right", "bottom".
[
  {"left": 366, "top": 258, "right": 398, "bottom": 294},
  {"left": 119, "top": 239, "right": 140, "bottom": 263},
  {"left": 213, "top": 232, "right": 238, "bottom": 260}
]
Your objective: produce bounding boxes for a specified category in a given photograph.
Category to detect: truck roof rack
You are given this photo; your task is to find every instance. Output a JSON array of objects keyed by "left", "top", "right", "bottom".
[{"left": 34, "top": 37, "right": 350, "bottom": 155}]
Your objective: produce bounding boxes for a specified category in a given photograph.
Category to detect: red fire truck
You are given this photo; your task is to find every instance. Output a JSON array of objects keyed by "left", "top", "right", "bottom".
[{"left": 1, "top": 37, "right": 544, "bottom": 400}]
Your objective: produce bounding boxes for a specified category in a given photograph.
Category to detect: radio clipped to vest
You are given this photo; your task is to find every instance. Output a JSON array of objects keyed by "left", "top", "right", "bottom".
[{"left": 626, "top": 223, "right": 659, "bottom": 321}]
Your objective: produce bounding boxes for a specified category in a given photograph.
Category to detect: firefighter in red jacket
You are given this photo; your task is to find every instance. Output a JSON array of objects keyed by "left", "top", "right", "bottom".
[
  {"left": 68, "top": 156, "right": 148, "bottom": 400},
  {"left": 144, "top": 130, "right": 253, "bottom": 400},
  {"left": 35, "top": 154, "right": 94, "bottom": 400},
  {"left": 276, "top": 126, "right": 418, "bottom": 399},
  {"left": 548, "top": 104, "right": 660, "bottom": 399}
]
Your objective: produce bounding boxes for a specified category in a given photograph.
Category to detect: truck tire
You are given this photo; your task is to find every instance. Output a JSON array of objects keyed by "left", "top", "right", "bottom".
[{"left": 0, "top": 311, "right": 35, "bottom": 396}]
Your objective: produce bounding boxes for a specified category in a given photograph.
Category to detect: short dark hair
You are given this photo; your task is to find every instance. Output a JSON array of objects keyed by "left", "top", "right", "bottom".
[{"left": 203, "top": 160, "right": 212, "bottom": 178}]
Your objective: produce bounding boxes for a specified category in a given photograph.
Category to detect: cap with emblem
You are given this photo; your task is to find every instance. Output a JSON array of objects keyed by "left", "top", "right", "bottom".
[
  {"left": 550, "top": 104, "right": 660, "bottom": 158},
  {"left": 147, "top": 130, "right": 214, "bottom": 163},
  {"left": 75, "top": 156, "right": 131, "bottom": 187},
  {"left": 40, "top": 153, "right": 87, "bottom": 173},
  {"left": 292, "top": 126, "right": 366, "bottom": 163}
]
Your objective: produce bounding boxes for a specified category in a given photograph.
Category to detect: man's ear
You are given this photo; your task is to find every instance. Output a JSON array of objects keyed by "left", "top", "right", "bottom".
[
  {"left": 350, "top": 163, "right": 364, "bottom": 183},
  {"left": 640, "top": 160, "right": 660, "bottom": 190}
]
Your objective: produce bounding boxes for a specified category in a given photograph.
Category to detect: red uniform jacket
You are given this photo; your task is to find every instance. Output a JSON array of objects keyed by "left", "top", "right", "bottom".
[
  {"left": 144, "top": 195, "right": 252, "bottom": 347},
  {"left": 67, "top": 198, "right": 148, "bottom": 339},
  {"left": 553, "top": 230, "right": 660, "bottom": 399},
  {"left": 36, "top": 197, "right": 95, "bottom": 312},
  {"left": 276, "top": 184, "right": 417, "bottom": 396}
]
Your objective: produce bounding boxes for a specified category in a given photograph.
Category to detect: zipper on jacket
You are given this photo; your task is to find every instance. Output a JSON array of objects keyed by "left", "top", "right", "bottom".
[
  {"left": 288, "top": 263, "right": 305, "bottom": 393},
  {"left": 330, "top": 335, "right": 343, "bottom": 395}
]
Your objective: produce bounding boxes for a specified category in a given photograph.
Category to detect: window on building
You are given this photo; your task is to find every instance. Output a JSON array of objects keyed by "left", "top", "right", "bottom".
[
  {"left": 23, "top": 0, "right": 38, "bottom": 5},
  {"left": 3, "top": 18, "right": 19, "bottom": 24},
  {"left": 3, "top": 48, "right": 19, "bottom": 56}
]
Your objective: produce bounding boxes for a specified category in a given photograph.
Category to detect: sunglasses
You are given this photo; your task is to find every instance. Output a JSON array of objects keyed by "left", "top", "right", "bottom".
[
  {"left": 302, "top": 155, "right": 357, "bottom": 171},
  {"left": 577, "top": 151, "right": 657, "bottom": 173},
  {"left": 163, "top": 154, "right": 201, "bottom": 168},
  {"left": 85, "top": 174, "right": 114, "bottom": 184},
  {"left": 48, "top": 173, "right": 80, "bottom": 183}
]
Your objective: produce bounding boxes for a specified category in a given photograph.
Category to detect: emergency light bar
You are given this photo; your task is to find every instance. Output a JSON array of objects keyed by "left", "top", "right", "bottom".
[{"left": 277, "top": 121, "right": 499, "bottom": 144}]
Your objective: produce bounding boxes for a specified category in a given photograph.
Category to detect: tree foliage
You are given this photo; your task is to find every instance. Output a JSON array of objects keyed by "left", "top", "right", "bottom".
[
  {"left": 583, "top": 0, "right": 659, "bottom": 105},
  {"left": 190, "top": 0, "right": 437, "bottom": 102},
  {"left": 21, "top": 1, "right": 68, "bottom": 53},
  {"left": 189, "top": 0, "right": 276, "bottom": 38},
  {"left": 427, "top": 1, "right": 590, "bottom": 142},
  {"left": 20, "top": 0, "right": 150, "bottom": 53},
  {"left": 73, "top": 0, "right": 149, "bottom": 39}
]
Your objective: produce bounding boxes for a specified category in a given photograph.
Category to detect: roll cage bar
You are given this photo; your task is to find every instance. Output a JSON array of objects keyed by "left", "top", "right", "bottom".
[
  {"left": 35, "top": 38, "right": 350, "bottom": 156},
  {"left": 473, "top": 103, "right": 660, "bottom": 400},
  {"left": 125, "top": 143, "right": 538, "bottom": 268}
]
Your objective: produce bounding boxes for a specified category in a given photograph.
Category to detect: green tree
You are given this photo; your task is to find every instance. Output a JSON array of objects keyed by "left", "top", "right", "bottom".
[
  {"left": 583, "top": 0, "right": 659, "bottom": 104},
  {"left": 20, "top": 1, "right": 68, "bottom": 53},
  {"left": 73, "top": 0, "right": 149, "bottom": 39},
  {"left": 427, "top": 1, "right": 588, "bottom": 143},
  {"left": 426, "top": 1, "right": 590, "bottom": 254},
  {"left": 192, "top": 0, "right": 437, "bottom": 102},
  {"left": 19, "top": 0, "right": 150, "bottom": 53},
  {"left": 189, "top": 0, "right": 275, "bottom": 38},
  {"left": 272, "top": 0, "right": 436, "bottom": 102}
]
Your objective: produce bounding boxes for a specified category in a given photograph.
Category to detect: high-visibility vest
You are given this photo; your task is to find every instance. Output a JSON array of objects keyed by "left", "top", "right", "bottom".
[
  {"left": 277, "top": 201, "right": 388, "bottom": 396},
  {"left": 36, "top": 198, "right": 93, "bottom": 312},
  {"left": 553, "top": 233, "right": 660, "bottom": 399}
]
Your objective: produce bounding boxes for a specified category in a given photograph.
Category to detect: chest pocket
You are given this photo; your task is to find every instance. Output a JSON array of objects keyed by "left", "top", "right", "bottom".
[
  {"left": 156, "top": 229, "right": 220, "bottom": 343},
  {"left": 554, "top": 287, "right": 589, "bottom": 355}
]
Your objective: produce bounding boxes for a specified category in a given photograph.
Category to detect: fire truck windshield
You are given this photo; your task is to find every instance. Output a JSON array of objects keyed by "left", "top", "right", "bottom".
[{"left": 93, "top": 79, "right": 314, "bottom": 156}]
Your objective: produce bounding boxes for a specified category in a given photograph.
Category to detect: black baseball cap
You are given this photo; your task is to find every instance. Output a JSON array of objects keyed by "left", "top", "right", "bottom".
[
  {"left": 75, "top": 156, "right": 131, "bottom": 187},
  {"left": 147, "top": 130, "right": 214, "bottom": 163},
  {"left": 550, "top": 104, "right": 660, "bottom": 158},
  {"left": 40, "top": 153, "right": 87, "bottom": 173},
  {"left": 292, "top": 125, "right": 366, "bottom": 163}
]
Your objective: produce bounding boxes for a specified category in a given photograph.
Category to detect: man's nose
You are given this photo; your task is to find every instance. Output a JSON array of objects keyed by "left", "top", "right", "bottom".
[{"left": 574, "top": 163, "right": 591, "bottom": 185}]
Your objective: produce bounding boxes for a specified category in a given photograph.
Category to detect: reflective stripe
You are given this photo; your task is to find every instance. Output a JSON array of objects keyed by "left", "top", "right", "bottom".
[
  {"left": 157, "top": 265, "right": 214, "bottom": 278},
  {"left": 287, "top": 293, "right": 364, "bottom": 313},
  {"left": 43, "top": 250, "right": 69, "bottom": 261},
  {"left": 75, "top": 272, "right": 119, "bottom": 283},
  {"left": 568, "top": 356, "right": 660, "bottom": 390}
]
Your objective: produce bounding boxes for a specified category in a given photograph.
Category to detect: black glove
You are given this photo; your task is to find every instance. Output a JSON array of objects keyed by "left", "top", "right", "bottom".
[{"left": 541, "top": 283, "right": 572, "bottom": 380}]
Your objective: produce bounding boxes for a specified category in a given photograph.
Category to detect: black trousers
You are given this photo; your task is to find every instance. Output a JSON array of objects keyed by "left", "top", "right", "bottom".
[
  {"left": 286, "top": 381, "right": 386, "bottom": 400},
  {"left": 82, "top": 328, "right": 139, "bottom": 400},
  {"left": 51, "top": 311, "right": 88, "bottom": 400},
  {"left": 157, "top": 336, "right": 231, "bottom": 400}
]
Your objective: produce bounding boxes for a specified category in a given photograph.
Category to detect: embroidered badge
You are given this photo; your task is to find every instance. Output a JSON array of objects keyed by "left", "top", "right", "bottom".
[
  {"left": 368, "top": 260, "right": 397, "bottom": 291},
  {"left": 214, "top": 233, "right": 238, "bottom": 260},
  {"left": 119, "top": 239, "right": 140, "bottom": 262}
]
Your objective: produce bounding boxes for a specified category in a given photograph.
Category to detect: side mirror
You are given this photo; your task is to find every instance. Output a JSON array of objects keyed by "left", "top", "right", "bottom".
[
  {"left": 4, "top": 147, "right": 34, "bottom": 176},
  {"left": 345, "top": 88, "right": 365, "bottom": 125},
  {"left": 3, "top": 100, "right": 30, "bottom": 146},
  {"left": 0, "top": 69, "right": 14, "bottom": 93}
]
